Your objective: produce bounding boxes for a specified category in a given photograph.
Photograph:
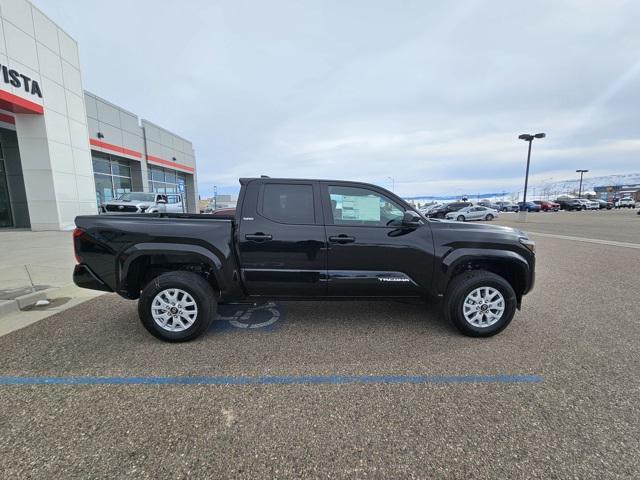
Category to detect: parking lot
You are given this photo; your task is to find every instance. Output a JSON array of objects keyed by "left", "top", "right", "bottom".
[{"left": 0, "top": 209, "right": 639, "bottom": 478}]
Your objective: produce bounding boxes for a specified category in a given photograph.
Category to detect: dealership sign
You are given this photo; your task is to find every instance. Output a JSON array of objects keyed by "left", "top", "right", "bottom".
[{"left": 0, "top": 64, "right": 42, "bottom": 98}]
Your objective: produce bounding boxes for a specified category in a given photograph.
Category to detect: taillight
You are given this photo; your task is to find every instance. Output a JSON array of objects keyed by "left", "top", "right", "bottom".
[{"left": 73, "top": 227, "right": 85, "bottom": 263}]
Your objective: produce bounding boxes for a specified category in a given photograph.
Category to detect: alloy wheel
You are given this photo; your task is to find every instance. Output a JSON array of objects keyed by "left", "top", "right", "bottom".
[
  {"left": 462, "top": 286, "right": 505, "bottom": 328},
  {"left": 151, "top": 288, "right": 198, "bottom": 332}
]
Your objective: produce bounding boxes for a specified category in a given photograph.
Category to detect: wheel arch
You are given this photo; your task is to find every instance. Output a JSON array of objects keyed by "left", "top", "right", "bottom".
[
  {"left": 118, "top": 243, "right": 225, "bottom": 299},
  {"left": 439, "top": 249, "right": 531, "bottom": 307}
]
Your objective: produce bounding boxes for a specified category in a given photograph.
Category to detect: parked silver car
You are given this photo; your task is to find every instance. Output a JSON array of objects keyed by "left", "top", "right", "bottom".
[
  {"left": 578, "top": 199, "right": 599, "bottom": 210},
  {"left": 419, "top": 202, "right": 443, "bottom": 215},
  {"left": 495, "top": 201, "right": 519, "bottom": 212},
  {"left": 101, "top": 192, "right": 185, "bottom": 214},
  {"left": 445, "top": 205, "right": 500, "bottom": 222}
]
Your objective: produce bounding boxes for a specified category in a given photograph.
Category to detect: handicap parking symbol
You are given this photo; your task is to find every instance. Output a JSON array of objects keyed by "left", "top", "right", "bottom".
[{"left": 212, "top": 302, "right": 284, "bottom": 332}]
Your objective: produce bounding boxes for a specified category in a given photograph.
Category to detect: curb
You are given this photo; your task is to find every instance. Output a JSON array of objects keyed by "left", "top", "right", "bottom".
[
  {"left": 0, "top": 287, "right": 61, "bottom": 317},
  {"left": 0, "top": 300, "right": 18, "bottom": 316}
]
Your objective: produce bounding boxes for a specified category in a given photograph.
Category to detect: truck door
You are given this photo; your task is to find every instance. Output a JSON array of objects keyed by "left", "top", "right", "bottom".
[
  {"left": 167, "top": 194, "right": 182, "bottom": 213},
  {"left": 321, "top": 183, "right": 434, "bottom": 297},
  {"left": 237, "top": 180, "right": 327, "bottom": 297}
]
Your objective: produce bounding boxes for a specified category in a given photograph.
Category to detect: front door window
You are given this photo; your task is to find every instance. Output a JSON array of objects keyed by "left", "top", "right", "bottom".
[{"left": 328, "top": 185, "right": 404, "bottom": 227}]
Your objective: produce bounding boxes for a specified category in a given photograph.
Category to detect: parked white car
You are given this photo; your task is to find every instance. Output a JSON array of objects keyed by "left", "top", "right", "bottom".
[
  {"left": 615, "top": 197, "right": 635, "bottom": 208},
  {"left": 101, "top": 192, "right": 185, "bottom": 214},
  {"left": 445, "top": 206, "right": 500, "bottom": 222}
]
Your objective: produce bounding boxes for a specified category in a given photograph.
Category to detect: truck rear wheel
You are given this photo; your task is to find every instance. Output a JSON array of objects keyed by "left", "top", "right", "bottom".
[
  {"left": 444, "top": 270, "right": 517, "bottom": 337},
  {"left": 138, "top": 271, "right": 216, "bottom": 342}
]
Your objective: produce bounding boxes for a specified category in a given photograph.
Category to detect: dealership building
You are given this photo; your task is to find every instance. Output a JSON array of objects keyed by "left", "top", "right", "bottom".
[{"left": 0, "top": 0, "right": 199, "bottom": 231}]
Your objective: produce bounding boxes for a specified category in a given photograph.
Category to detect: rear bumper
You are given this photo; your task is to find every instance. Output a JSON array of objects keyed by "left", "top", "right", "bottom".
[{"left": 73, "top": 264, "right": 113, "bottom": 292}]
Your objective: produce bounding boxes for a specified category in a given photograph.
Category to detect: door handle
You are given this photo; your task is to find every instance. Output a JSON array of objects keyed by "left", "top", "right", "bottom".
[
  {"left": 245, "top": 233, "right": 273, "bottom": 242},
  {"left": 329, "top": 235, "right": 355, "bottom": 244}
]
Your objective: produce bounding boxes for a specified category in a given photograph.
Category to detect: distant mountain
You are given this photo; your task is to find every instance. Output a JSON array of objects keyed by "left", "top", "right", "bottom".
[
  {"left": 537, "top": 173, "right": 640, "bottom": 196},
  {"left": 402, "top": 172, "right": 640, "bottom": 204}
]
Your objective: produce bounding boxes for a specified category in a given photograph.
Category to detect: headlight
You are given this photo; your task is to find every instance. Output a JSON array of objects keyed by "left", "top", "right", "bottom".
[{"left": 519, "top": 237, "right": 535, "bottom": 254}]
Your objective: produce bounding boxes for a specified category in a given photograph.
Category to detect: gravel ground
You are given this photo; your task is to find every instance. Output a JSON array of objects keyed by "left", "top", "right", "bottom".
[
  {"left": 494, "top": 207, "right": 640, "bottom": 243},
  {"left": 0, "top": 214, "right": 639, "bottom": 479}
]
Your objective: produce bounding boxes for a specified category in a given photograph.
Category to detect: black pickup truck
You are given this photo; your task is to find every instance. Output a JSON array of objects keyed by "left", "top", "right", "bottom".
[{"left": 73, "top": 177, "right": 535, "bottom": 342}]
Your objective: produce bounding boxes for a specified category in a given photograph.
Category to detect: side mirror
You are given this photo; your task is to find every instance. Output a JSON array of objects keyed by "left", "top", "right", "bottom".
[{"left": 402, "top": 211, "right": 422, "bottom": 227}]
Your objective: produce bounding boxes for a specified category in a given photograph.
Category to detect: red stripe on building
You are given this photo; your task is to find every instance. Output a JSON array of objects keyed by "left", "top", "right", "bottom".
[
  {"left": 0, "top": 89, "right": 44, "bottom": 114},
  {"left": 89, "top": 138, "right": 142, "bottom": 158},
  {"left": 0, "top": 112, "right": 15, "bottom": 124},
  {"left": 146, "top": 154, "right": 195, "bottom": 173}
]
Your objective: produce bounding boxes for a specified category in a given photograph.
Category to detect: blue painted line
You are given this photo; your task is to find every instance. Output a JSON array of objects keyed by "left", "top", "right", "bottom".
[{"left": 0, "top": 374, "right": 543, "bottom": 386}]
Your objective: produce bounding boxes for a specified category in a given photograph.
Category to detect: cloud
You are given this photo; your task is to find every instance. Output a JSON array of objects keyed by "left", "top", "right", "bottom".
[{"left": 33, "top": 0, "right": 640, "bottom": 198}]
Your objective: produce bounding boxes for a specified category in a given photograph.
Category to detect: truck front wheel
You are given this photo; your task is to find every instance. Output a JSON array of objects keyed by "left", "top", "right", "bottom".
[
  {"left": 138, "top": 271, "right": 217, "bottom": 342},
  {"left": 444, "top": 270, "right": 517, "bottom": 337}
]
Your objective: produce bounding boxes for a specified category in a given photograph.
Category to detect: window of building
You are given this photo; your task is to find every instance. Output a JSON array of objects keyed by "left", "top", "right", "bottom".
[
  {"left": 92, "top": 153, "right": 133, "bottom": 206},
  {"left": 165, "top": 171, "right": 176, "bottom": 184},
  {"left": 0, "top": 144, "right": 13, "bottom": 228},
  {"left": 328, "top": 185, "right": 404, "bottom": 227},
  {"left": 261, "top": 184, "right": 315, "bottom": 224},
  {"left": 92, "top": 157, "right": 110, "bottom": 175},
  {"left": 151, "top": 168, "right": 165, "bottom": 182},
  {"left": 148, "top": 166, "right": 187, "bottom": 198},
  {"left": 111, "top": 161, "right": 130, "bottom": 178}
]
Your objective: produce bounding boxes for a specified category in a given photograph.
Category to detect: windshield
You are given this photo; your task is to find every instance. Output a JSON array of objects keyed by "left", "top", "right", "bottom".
[{"left": 117, "top": 193, "right": 156, "bottom": 202}]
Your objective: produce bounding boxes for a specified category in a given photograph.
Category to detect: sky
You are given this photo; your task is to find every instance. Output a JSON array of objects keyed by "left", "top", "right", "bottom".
[{"left": 33, "top": 0, "right": 640, "bottom": 198}]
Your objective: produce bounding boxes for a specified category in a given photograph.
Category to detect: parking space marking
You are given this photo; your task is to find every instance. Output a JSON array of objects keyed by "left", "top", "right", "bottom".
[
  {"left": 212, "top": 302, "right": 284, "bottom": 332},
  {"left": 527, "top": 231, "right": 640, "bottom": 249},
  {"left": 0, "top": 374, "right": 543, "bottom": 386}
]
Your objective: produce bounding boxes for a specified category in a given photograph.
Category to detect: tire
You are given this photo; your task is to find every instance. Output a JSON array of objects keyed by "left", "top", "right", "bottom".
[
  {"left": 138, "top": 271, "right": 216, "bottom": 342},
  {"left": 485, "top": 214, "right": 494, "bottom": 221},
  {"left": 444, "top": 270, "right": 517, "bottom": 337},
  {"left": 456, "top": 215, "right": 465, "bottom": 222}
]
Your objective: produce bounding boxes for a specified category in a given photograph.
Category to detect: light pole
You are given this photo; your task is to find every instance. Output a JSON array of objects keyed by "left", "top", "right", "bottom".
[
  {"left": 518, "top": 132, "right": 546, "bottom": 221},
  {"left": 213, "top": 185, "right": 218, "bottom": 209},
  {"left": 576, "top": 169, "right": 588, "bottom": 198},
  {"left": 386, "top": 176, "right": 395, "bottom": 193}
]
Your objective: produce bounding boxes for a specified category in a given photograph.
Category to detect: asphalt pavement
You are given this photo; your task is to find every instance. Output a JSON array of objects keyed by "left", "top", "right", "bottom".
[{"left": 0, "top": 210, "right": 639, "bottom": 478}]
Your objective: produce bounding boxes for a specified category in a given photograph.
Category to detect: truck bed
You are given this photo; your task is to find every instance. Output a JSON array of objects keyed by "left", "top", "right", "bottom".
[
  {"left": 74, "top": 214, "right": 238, "bottom": 299},
  {"left": 87, "top": 212, "right": 234, "bottom": 221}
]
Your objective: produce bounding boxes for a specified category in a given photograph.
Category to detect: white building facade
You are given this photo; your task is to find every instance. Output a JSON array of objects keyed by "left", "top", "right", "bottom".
[{"left": 0, "top": 0, "right": 198, "bottom": 231}]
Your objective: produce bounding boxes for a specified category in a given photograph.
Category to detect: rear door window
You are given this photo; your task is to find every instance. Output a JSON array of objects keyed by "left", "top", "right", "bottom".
[{"left": 260, "top": 184, "right": 315, "bottom": 224}]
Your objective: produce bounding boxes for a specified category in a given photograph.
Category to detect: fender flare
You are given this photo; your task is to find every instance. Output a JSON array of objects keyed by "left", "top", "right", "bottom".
[
  {"left": 437, "top": 248, "right": 531, "bottom": 296},
  {"left": 118, "top": 242, "right": 225, "bottom": 294}
]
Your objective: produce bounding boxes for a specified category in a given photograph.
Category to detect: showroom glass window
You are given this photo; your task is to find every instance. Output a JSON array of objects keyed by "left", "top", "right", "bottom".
[
  {"left": 261, "top": 184, "right": 315, "bottom": 224},
  {"left": 328, "top": 185, "right": 405, "bottom": 227},
  {"left": 92, "top": 153, "right": 132, "bottom": 206},
  {"left": 0, "top": 141, "right": 13, "bottom": 227},
  {"left": 148, "top": 166, "right": 187, "bottom": 196}
]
